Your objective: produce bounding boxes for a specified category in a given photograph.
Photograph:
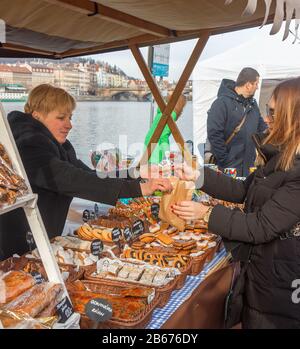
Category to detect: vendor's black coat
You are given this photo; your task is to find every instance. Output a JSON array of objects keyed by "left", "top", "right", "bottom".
[
  {"left": 0, "top": 111, "right": 141, "bottom": 259},
  {"left": 203, "top": 141, "right": 300, "bottom": 329}
]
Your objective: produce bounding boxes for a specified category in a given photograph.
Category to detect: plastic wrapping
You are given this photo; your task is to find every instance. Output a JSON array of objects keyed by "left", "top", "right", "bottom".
[
  {"left": 1, "top": 282, "right": 63, "bottom": 328},
  {"left": 93, "top": 257, "right": 180, "bottom": 287},
  {"left": 0, "top": 142, "right": 28, "bottom": 207},
  {"left": 0, "top": 270, "right": 36, "bottom": 305},
  {"left": 26, "top": 242, "right": 99, "bottom": 267},
  {"left": 0, "top": 309, "right": 55, "bottom": 329}
]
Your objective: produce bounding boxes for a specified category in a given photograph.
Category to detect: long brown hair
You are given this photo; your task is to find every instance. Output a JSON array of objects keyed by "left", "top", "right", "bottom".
[{"left": 264, "top": 77, "right": 300, "bottom": 171}]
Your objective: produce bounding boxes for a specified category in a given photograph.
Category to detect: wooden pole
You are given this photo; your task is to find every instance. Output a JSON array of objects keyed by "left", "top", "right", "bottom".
[{"left": 130, "top": 32, "right": 210, "bottom": 167}]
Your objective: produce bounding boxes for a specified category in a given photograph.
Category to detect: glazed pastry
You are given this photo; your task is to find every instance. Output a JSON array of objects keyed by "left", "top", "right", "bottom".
[
  {"left": 156, "top": 233, "right": 174, "bottom": 246},
  {"left": 139, "top": 233, "right": 156, "bottom": 244},
  {"left": 68, "top": 282, "right": 148, "bottom": 321}
]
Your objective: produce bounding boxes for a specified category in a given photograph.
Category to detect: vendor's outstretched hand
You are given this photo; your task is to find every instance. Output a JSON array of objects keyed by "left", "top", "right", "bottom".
[
  {"left": 174, "top": 162, "right": 200, "bottom": 181},
  {"left": 172, "top": 201, "right": 209, "bottom": 220},
  {"left": 140, "top": 178, "right": 173, "bottom": 196}
]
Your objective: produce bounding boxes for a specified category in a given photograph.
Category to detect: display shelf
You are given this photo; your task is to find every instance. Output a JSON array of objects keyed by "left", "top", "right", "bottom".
[
  {"left": 0, "top": 193, "right": 37, "bottom": 216},
  {"left": 0, "top": 103, "right": 76, "bottom": 327}
]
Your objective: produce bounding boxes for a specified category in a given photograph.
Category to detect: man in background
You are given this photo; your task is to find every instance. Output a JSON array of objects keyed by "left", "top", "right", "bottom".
[{"left": 207, "top": 67, "right": 267, "bottom": 177}]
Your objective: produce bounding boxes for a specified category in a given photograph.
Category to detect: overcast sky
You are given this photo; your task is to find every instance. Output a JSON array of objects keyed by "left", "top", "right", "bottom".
[{"left": 90, "top": 26, "right": 261, "bottom": 81}]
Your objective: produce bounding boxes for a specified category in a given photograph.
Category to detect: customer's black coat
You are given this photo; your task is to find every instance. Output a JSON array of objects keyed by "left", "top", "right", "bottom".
[
  {"left": 202, "top": 143, "right": 300, "bottom": 329},
  {"left": 207, "top": 79, "right": 266, "bottom": 176},
  {"left": 0, "top": 111, "right": 142, "bottom": 260}
]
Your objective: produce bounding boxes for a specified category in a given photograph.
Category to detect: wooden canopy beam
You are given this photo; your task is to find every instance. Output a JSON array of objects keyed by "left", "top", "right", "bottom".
[
  {"left": 61, "top": 34, "right": 159, "bottom": 58},
  {"left": 46, "top": 0, "right": 173, "bottom": 38},
  {"left": 130, "top": 32, "right": 210, "bottom": 167},
  {"left": 1, "top": 43, "right": 55, "bottom": 57}
]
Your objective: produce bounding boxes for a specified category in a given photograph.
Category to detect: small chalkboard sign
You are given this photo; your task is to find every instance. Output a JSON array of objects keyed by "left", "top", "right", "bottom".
[
  {"left": 56, "top": 296, "right": 74, "bottom": 323},
  {"left": 112, "top": 228, "right": 122, "bottom": 242},
  {"left": 132, "top": 220, "right": 145, "bottom": 238},
  {"left": 31, "top": 272, "right": 45, "bottom": 284},
  {"left": 82, "top": 209, "right": 90, "bottom": 223},
  {"left": 91, "top": 239, "right": 103, "bottom": 256},
  {"left": 26, "top": 231, "right": 35, "bottom": 251},
  {"left": 85, "top": 298, "right": 113, "bottom": 323},
  {"left": 151, "top": 203, "right": 160, "bottom": 220},
  {"left": 94, "top": 204, "right": 99, "bottom": 218},
  {"left": 123, "top": 226, "right": 132, "bottom": 242},
  {"left": 90, "top": 211, "right": 96, "bottom": 221}
]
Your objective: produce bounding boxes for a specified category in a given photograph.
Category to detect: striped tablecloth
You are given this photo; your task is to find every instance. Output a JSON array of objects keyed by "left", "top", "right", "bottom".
[{"left": 146, "top": 248, "right": 228, "bottom": 329}]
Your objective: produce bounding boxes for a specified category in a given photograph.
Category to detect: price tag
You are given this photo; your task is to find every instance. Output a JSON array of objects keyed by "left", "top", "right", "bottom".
[
  {"left": 112, "top": 228, "right": 122, "bottom": 242},
  {"left": 85, "top": 298, "right": 113, "bottom": 323},
  {"left": 56, "top": 296, "right": 74, "bottom": 324},
  {"left": 26, "top": 231, "right": 35, "bottom": 251},
  {"left": 132, "top": 220, "right": 145, "bottom": 238},
  {"left": 94, "top": 204, "right": 99, "bottom": 218},
  {"left": 123, "top": 226, "right": 132, "bottom": 242},
  {"left": 151, "top": 203, "right": 160, "bottom": 220},
  {"left": 91, "top": 239, "right": 103, "bottom": 256},
  {"left": 82, "top": 209, "right": 90, "bottom": 223},
  {"left": 31, "top": 272, "right": 45, "bottom": 284}
]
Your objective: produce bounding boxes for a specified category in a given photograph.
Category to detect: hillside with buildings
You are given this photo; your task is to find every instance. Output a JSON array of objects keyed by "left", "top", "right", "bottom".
[{"left": 0, "top": 58, "right": 190, "bottom": 101}]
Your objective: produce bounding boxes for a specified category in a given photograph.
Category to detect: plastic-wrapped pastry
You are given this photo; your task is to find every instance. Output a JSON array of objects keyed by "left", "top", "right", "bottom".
[
  {"left": 93, "top": 257, "right": 179, "bottom": 287},
  {"left": 1, "top": 283, "right": 62, "bottom": 328},
  {"left": 54, "top": 236, "right": 91, "bottom": 250},
  {"left": 118, "top": 265, "right": 131, "bottom": 279},
  {"left": 139, "top": 269, "right": 157, "bottom": 285},
  {"left": 0, "top": 271, "right": 36, "bottom": 305},
  {"left": 128, "top": 267, "right": 144, "bottom": 281},
  {"left": 152, "top": 270, "right": 169, "bottom": 285}
]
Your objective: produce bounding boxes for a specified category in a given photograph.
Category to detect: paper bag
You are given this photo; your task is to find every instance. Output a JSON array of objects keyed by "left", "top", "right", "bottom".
[{"left": 159, "top": 176, "right": 194, "bottom": 231}]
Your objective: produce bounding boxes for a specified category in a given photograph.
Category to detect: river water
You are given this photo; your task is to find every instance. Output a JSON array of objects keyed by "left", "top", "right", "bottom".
[{"left": 3, "top": 101, "right": 193, "bottom": 167}]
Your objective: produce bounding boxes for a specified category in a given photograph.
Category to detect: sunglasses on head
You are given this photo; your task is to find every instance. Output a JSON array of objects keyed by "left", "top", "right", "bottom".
[{"left": 265, "top": 104, "right": 275, "bottom": 120}]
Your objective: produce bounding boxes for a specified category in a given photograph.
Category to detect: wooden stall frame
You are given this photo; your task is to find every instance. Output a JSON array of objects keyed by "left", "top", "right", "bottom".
[{"left": 130, "top": 33, "right": 210, "bottom": 167}]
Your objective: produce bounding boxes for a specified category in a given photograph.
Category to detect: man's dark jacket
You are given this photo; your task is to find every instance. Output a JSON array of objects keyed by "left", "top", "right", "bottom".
[
  {"left": 0, "top": 111, "right": 142, "bottom": 260},
  {"left": 202, "top": 141, "right": 300, "bottom": 328},
  {"left": 207, "top": 79, "right": 266, "bottom": 176}
]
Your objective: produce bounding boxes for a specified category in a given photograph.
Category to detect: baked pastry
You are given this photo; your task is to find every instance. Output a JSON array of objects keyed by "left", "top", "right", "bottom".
[
  {"left": 0, "top": 271, "right": 36, "bottom": 304},
  {"left": 2, "top": 283, "right": 63, "bottom": 327},
  {"left": 121, "top": 248, "right": 190, "bottom": 269},
  {"left": 68, "top": 281, "right": 148, "bottom": 321}
]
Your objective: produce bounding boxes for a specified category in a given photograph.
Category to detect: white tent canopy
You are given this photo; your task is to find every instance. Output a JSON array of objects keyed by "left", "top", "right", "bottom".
[{"left": 192, "top": 27, "right": 300, "bottom": 146}]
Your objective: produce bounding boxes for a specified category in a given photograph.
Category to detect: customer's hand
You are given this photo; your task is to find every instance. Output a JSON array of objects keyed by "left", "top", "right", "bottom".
[
  {"left": 172, "top": 201, "right": 209, "bottom": 220},
  {"left": 140, "top": 178, "right": 173, "bottom": 196},
  {"left": 174, "top": 162, "right": 200, "bottom": 181}
]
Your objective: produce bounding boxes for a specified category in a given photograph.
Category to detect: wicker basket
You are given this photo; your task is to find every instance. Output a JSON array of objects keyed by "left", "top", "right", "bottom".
[
  {"left": 190, "top": 250, "right": 211, "bottom": 276},
  {"left": 0, "top": 256, "right": 84, "bottom": 283},
  {"left": 72, "top": 280, "right": 161, "bottom": 329},
  {"left": 205, "top": 239, "right": 221, "bottom": 263},
  {"left": 175, "top": 258, "right": 193, "bottom": 289},
  {"left": 84, "top": 264, "right": 178, "bottom": 308}
]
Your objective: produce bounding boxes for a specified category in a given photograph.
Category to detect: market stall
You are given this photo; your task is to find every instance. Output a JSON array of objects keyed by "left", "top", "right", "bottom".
[{"left": 0, "top": 0, "right": 296, "bottom": 330}]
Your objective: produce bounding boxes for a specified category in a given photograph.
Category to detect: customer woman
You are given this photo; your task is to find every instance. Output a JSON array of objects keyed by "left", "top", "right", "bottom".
[
  {"left": 173, "top": 77, "right": 300, "bottom": 329},
  {"left": 0, "top": 84, "right": 172, "bottom": 259}
]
